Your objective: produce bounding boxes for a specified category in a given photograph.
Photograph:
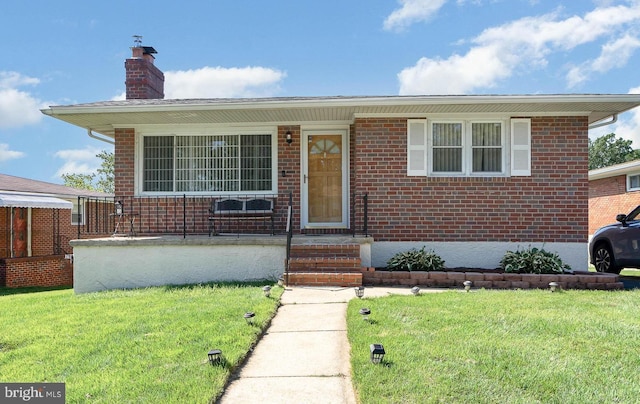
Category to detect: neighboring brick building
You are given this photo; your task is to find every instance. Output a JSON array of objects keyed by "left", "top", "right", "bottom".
[
  {"left": 40, "top": 44, "right": 640, "bottom": 291},
  {"left": 0, "top": 173, "right": 112, "bottom": 288},
  {"left": 589, "top": 160, "right": 640, "bottom": 235}
]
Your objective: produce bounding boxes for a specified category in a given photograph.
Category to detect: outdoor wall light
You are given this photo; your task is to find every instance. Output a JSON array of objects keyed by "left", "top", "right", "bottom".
[
  {"left": 411, "top": 286, "right": 420, "bottom": 296},
  {"left": 208, "top": 349, "right": 222, "bottom": 366},
  {"left": 354, "top": 286, "right": 365, "bottom": 298},
  {"left": 244, "top": 312, "right": 255, "bottom": 325},
  {"left": 370, "top": 343, "right": 386, "bottom": 364},
  {"left": 115, "top": 200, "right": 123, "bottom": 216},
  {"left": 285, "top": 131, "right": 292, "bottom": 144},
  {"left": 549, "top": 282, "right": 559, "bottom": 292},
  {"left": 359, "top": 308, "right": 371, "bottom": 321},
  {"left": 262, "top": 285, "right": 272, "bottom": 297},
  {"left": 463, "top": 280, "right": 472, "bottom": 292}
]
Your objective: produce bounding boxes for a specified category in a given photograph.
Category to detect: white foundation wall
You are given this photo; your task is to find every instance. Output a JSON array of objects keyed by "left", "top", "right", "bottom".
[
  {"left": 73, "top": 242, "right": 285, "bottom": 293},
  {"left": 372, "top": 242, "right": 589, "bottom": 271}
]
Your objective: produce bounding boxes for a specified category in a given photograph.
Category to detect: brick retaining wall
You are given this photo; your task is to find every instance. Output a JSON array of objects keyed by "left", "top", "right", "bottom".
[
  {"left": 362, "top": 268, "right": 623, "bottom": 290},
  {"left": 0, "top": 256, "right": 73, "bottom": 288}
]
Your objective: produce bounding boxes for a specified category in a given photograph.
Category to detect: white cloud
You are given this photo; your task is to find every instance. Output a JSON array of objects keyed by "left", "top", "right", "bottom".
[
  {"left": 589, "top": 86, "right": 640, "bottom": 148},
  {"left": 398, "top": 3, "right": 640, "bottom": 94},
  {"left": 164, "top": 66, "right": 286, "bottom": 99},
  {"left": 54, "top": 147, "right": 102, "bottom": 177},
  {"left": 110, "top": 66, "right": 287, "bottom": 100},
  {"left": 0, "top": 71, "right": 45, "bottom": 128},
  {"left": 0, "top": 143, "right": 25, "bottom": 163},
  {"left": 384, "top": 0, "right": 448, "bottom": 32},
  {"left": 567, "top": 34, "right": 640, "bottom": 88}
]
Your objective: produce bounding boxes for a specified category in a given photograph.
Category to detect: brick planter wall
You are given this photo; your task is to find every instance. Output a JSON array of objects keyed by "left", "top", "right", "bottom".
[
  {"left": 362, "top": 268, "right": 623, "bottom": 290},
  {"left": 1, "top": 256, "right": 73, "bottom": 288}
]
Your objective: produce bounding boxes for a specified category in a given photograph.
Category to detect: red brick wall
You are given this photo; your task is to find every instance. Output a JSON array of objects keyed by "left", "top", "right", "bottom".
[
  {"left": 1, "top": 255, "right": 72, "bottom": 288},
  {"left": 278, "top": 126, "right": 301, "bottom": 230},
  {"left": 589, "top": 175, "right": 640, "bottom": 234},
  {"left": 115, "top": 128, "right": 136, "bottom": 197},
  {"left": 353, "top": 116, "right": 588, "bottom": 243},
  {"left": 113, "top": 117, "right": 588, "bottom": 242},
  {"left": 125, "top": 58, "right": 164, "bottom": 100}
]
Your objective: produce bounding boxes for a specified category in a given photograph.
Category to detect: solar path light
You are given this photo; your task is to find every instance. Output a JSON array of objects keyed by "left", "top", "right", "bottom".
[
  {"left": 354, "top": 286, "right": 365, "bottom": 298},
  {"left": 370, "top": 343, "right": 386, "bottom": 364},
  {"left": 244, "top": 312, "right": 255, "bottom": 325},
  {"left": 208, "top": 349, "right": 222, "bottom": 366}
]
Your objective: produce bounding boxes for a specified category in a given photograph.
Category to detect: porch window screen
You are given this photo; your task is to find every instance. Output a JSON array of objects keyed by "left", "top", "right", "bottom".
[
  {"left": 471, "top": 123, "right": 502, "bottom": 173},
  {"left": 143, "top": 134, "right": 272, "bottom": 193},
  {"left": 432, "top": 122, "right": 462, "bottom": 173}
]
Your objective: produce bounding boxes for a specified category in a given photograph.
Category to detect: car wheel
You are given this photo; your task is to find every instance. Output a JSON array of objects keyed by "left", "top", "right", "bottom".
[{"left": 593, "top": 243, "right": 620, "bottom": 274}]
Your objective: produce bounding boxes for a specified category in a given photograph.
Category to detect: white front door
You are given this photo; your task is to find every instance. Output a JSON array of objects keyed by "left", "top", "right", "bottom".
[{"left": 301, "top": 130, "right": 348, "bottom": 229}]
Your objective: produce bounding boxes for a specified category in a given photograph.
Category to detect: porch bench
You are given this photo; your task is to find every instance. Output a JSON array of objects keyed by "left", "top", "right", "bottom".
[{"left": 208, "top": 197, "right": 275, "bottom": 236}]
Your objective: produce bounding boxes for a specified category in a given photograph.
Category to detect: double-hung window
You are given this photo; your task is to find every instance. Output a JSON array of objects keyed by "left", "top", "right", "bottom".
[
  {"left": 141, "top": 131, "right": 275, "bottom": 194},
  {"left": 628, "top": 173, "right": 640, "bottom": 191},
  {"left": 407, "top": 118, "right": 531, "bottom": 177}
]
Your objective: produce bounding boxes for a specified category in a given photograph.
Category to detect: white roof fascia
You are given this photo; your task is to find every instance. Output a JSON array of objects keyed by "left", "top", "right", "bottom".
[{"left": 589, "top": 159, "right": 640, "bottom": 181}]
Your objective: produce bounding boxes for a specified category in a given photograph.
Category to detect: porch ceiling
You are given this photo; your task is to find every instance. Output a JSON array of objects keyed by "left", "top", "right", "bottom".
[{"left": 41, "top": 94, "right": 640, "bottom": 138}]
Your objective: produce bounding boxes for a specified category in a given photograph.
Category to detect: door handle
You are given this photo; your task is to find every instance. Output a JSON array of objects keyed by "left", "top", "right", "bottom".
[{"left": 304, "top": 174, "right": 308, "bottom": 184}]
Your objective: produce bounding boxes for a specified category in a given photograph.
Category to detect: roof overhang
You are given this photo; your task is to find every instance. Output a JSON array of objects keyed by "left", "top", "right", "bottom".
[
  {"left": 0, "top": 193, "right": 73, "bottom": 209},
  {"left": 589, "top": 159, "right": 640, "bottom": 181},
  {"left": 41, "top": 94, "right": 640, "bottom": 139}
]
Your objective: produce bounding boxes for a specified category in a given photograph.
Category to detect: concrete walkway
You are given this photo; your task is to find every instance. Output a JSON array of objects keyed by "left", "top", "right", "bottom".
[{"left": 218, "top": 286, "right": 443, "bottom": 404}]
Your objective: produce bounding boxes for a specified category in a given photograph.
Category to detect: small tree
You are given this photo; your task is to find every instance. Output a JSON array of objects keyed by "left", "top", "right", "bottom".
[
  {"left": 62, "top": 150, "right": 114, "bottom": 193},
  {"left": 588, "top": 133, "right": 640, "bottom": 170}
]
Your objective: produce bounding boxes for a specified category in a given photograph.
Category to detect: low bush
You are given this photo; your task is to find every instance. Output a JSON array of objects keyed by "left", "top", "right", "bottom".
[
  {"left": 500, "top": 246, "right": 572, "bottom": 274},
  {"left": 386, "top": 246, "right": 445, "bottom": 271}
]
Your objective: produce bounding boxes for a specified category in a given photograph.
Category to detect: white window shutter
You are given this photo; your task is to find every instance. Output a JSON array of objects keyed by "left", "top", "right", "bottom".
[
  {"left": 407, "top": 119, "right": 427, "bottom": 176},
  {"left": 511, "top": 118, "right": 531, "bottom": 176}
]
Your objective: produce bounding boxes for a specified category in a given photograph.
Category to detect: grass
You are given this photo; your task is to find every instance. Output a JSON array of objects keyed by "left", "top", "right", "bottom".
[
  {"left": 0, "top": 283, "right": 282, "bottom": 403},
  {"left": 348, "top": 289, "right": 640, "bottom": 403}
]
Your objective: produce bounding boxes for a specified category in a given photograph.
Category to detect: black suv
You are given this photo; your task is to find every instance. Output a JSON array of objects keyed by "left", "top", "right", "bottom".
[{"left": 590, "top": 205, "right": 640, "bottom": 274}]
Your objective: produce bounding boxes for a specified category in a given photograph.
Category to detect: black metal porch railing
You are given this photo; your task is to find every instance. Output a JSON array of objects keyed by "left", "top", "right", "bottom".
[{"left": 76, "top": 191, "right": 370, "bottom": 239}]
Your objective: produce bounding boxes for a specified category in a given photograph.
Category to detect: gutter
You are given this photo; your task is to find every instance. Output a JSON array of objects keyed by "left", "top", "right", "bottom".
[
  {"left": 588, "top": 114, "right": 618, "bottom": 130},
  {"left": 87, "top": 129, "right": 115, "bottom": 145}
]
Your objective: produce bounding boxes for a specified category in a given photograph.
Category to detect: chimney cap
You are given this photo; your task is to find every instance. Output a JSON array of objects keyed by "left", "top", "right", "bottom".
[{"left": 141, "top": 46, "right": 157, "bottom": 55}]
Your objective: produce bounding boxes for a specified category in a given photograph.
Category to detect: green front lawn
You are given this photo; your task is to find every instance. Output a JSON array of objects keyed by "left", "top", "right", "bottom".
[
  {"left": 0, "top": 283, "right": 282, "bottom": 403},
  {"left": 348, "top": 289, "right": 640, "bottom": 403}
]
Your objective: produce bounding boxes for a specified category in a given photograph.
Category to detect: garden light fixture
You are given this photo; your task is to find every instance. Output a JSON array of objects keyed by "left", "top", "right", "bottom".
[
  {"left": 244, "top": 312, "right": 255, "bottom": 324},
  {"left": 549, "top": 282, "right": 559, "bottom": 292},
  {"left": 359, "top": 308, "right": 371, "bottom": 321},
  {"left": 262, "top": 285, "right": 271, "bottom": 297},
  {"left": 208, "top": 349, "right": 222, "bottom": 366},
  {"left": 411, "top": 286, "right": 420, "bottom": 296},
  {"left": 354, "top": 286, "right": 365, "bottom": 298},
  {"left": 463, "top": 280, "right": 472, "bottom": 292},
  {"left": 370, "top": 343, "right": 385, "bottom": 364}
]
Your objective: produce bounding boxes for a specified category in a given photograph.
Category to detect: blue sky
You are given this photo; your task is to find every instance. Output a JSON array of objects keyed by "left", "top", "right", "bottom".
[{"left": 2, "top": 0, "right": 640, "bottom": 183}]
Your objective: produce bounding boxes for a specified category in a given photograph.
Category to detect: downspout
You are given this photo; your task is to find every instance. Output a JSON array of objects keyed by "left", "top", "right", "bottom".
[
  {"left": 588, "top": 114, "right": 618, "bottom": 130},
  {"left": 87, "top": 129, "right": 115, "bottom": 145}
]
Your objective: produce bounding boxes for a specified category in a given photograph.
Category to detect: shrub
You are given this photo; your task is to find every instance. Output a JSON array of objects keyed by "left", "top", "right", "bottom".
[
  {"left": 386, "top": 246, "right": 445, "bottom": 271},
  {"left": 500, "top": 246, "right": 572, "bottom": 274}
]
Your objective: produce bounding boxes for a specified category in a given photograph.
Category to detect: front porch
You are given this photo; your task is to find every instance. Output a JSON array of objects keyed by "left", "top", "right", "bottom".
[{"left": 70, "top": 235, "right": 373, "bottom": 293}]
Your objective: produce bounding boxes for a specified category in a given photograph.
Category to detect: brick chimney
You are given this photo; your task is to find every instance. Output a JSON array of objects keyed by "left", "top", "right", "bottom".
[{"left": 125, "top": 45, "right": 164, "bottom": 99}]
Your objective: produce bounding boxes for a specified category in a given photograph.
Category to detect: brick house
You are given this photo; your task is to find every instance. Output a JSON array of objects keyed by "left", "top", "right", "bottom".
[
  {"left": 589, "top": 160, "right": 640, "bottom": 235},
  {"left": 0, "top": 173, "right": 112, "bottom": 288},
  {"left": 41, "top": 45, "right": 640, "bottom": 292}
]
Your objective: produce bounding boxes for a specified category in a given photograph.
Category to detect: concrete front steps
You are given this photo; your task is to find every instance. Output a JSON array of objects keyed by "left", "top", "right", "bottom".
[{"left": 285, "top": 243, "right": 363, "bottom": 287}]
